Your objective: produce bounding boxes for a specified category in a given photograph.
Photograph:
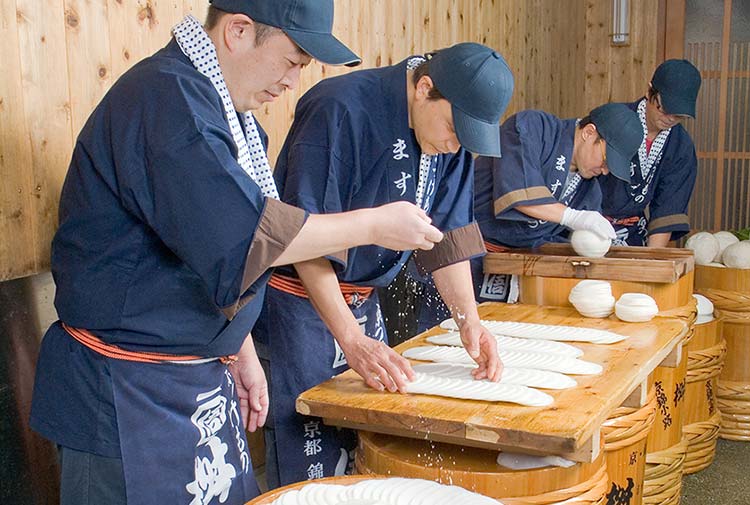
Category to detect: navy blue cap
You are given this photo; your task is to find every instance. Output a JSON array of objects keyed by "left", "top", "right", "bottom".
[
  {"left": 428, "top": 43, "right": 514, "bottom": 157},
  {"left": 209, "top": 0, "right": 361, "bottom": 67},
  {"left": 652, "top": 59, "right": 701, "bottom": 118},
  {"left": 589, "top": 103, "right": 643, "bottom": 183}
]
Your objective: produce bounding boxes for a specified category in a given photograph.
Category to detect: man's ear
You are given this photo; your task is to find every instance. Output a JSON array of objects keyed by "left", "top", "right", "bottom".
[
  {"left": 224, "top": 14, "right": 254, "bottom": 51},
  {"left": 581, "top": 123, "right": 598, "bottom": 142},
  {"left": 415, "top": 75, "right": 435, "bottom": 100}
]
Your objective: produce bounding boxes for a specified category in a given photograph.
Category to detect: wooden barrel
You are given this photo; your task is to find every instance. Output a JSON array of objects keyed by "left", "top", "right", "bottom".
[
  {"left": 644, "top": 300, "right": 696, "bottom": 448},
  {"left": 646, "top": 347, "right": 687, "bottom": 451},
  {"left": 716, "top": 318, "right": 750, "bottom": 441},
  {"left": 246, "top": 475, "right": 375, "bottom": 505},
  {"left": 647, "top": 306, "right": 693, "bottom": 505},
  {"left": 355, "top": 431, "right": 608, "bottom": 504},
  {"left": 695, "top": 264, "right": 750, "bottom": 441},
  {"left": 642, "top": 320, "right": 690, "bottom": 505},
  {"left": 484, "top": 245, "right": 696, "bottom": 504},
  {"left": 682, "top": 317, "right": 725, "bottom": 473},
  {"left": 601, "top": 388, "right": 657, "bottom": 505},
  {"left": 695, "top": 263, "right": 750, "bottom": 317}
]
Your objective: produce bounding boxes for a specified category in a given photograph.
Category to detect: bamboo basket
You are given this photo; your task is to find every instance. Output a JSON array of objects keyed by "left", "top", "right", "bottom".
[
  {"left": 602, "top": 388, "right": 657, "bottom": 505},
  {"left": 355, "top": 431, "right": 608, "bottom": 504},
  {"left": 695, "top": 264, "right": 750, "bottom": 441},
  {"left": 682, "top": 317, "right": 725, "bottom": 473}
]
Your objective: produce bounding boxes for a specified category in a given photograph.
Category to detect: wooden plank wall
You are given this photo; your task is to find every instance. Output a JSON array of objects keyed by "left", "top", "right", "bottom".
[{"left": 0, "top": 0, "right": 658, "bottom": 281}]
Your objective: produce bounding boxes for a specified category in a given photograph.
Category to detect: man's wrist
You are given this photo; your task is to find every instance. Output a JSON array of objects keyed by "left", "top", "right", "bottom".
[
  {"left": 454, "top": 309, "right": 481, "bottom": 329},
  {"left": 351, "top": 208, "right": 376, "bottom": 248}
]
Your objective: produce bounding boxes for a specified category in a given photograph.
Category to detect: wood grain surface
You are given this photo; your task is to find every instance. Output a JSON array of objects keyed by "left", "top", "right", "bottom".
[
  {"left": 297, "top": 303, "right": 688, "bottom": 462},
  {"left": 483, "top": 244, "right": 695, "bottom": 284},
  {"left": 1, "top": 1, "right": 660, "bottom": 281}
]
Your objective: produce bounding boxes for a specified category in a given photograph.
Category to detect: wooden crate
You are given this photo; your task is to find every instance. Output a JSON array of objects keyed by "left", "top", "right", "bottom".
[{"left": 483, "top": 244, "right": 695, "bottom": 311}]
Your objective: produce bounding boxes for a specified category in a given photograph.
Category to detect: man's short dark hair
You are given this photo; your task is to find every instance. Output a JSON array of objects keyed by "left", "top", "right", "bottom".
[
  {"left": 579, "top": 116, "right": 594, "bottom": 128},
  {"left": 578, "top": 115, "right": 606, "bottom": 143},
  {"left": 411, "top": 54, "right": 446, "bottom": 101},
  {"left": 205, "top": 6, "right": 282, "bottom": 46}
]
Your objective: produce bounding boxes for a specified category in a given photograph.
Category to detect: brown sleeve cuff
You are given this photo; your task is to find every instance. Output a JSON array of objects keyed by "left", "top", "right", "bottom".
[
  {"left": 221, "top": 198, "right": 307, "bottom": 320},
  {"left": 413, "top": 222, "right": 486, "bottom": 275},
  {"left": 493, "top": 186, "right": 554, "bottom": 215},
  {"left": 648, "top": 214, "right": 689, "bottom": 232}
]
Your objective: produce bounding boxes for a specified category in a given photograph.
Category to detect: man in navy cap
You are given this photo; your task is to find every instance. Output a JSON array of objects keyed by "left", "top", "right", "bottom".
[
  {"left": 417, "top": 103, "right": 644, "bottom": 327},
  {"left": 29, "top": 2, "right": 446, "bottom": 504},
  {"left": 252, "top": 43, "right": 513, "bottom": 487},
  {"left": 599, "top": 59, "right": 702, "bottom": 247}
]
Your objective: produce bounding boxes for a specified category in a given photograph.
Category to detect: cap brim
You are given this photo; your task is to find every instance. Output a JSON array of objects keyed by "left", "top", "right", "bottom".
[
  {"left": 284, "top": 28, "right": 361, "bottom": 67},
  {"left": 605, "top": 143, "right": 632, "bottom": 183},
  {"left": 453, "top": 104, "right": 501, "bottom": 157},
  {"left": 661, "top": 95, "right": 696, "bottom": 118}
]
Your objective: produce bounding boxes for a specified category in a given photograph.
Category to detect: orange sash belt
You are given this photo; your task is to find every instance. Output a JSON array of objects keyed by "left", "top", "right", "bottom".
[
  {"left": 605, "top": 215, "right": 640, "bottom": 226},
  {"left": 483, "top": 241, "right": 509, "bottom": 253},
  {"left": 268, "top": 273, "right": 374, "bottom": 305},
  {"left": 62, "top": 323, "right": 237, "bottom": 364}
]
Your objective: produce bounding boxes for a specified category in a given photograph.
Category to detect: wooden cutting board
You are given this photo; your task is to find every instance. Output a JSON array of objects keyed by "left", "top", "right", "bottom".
[
  {"left": 296, "top": 303, "right": 688, "bottom": 463},
  {"left": 483, "top": 243, "right": 694, "bottom": 283}
]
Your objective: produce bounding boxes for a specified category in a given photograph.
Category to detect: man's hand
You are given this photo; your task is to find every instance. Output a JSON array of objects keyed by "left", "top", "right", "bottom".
[
  {"left": 431, "top": 261, "right": 503, "bottom": 382},
  {"left": 229, "top": 341, "right": 269, "bottom": 432},
  {"left": 338, "top": 333, "right": 415, "bottom": 393},
  {"left": 367, "top": 202, "right": 444, "bottom": 251},
  {"left": 459, "top": 320, "right": 503, "bottom": 381},
  {"left": 560, "top": 207, "right": 616, "bottom": 240}
]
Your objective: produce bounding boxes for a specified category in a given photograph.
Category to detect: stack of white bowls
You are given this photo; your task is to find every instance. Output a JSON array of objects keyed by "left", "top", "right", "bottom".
[
  {"left": 693, "top": 293, "right": 715, "bottom": 324},
  {"left": 568, "top": 280, "right": 616, "bottom": 318},
  {"left": 614, "top": 293, "right": 659, "bottom": 322}
]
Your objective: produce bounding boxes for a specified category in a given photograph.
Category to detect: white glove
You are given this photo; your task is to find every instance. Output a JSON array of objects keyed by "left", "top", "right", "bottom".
[{"left": 560, "top": 207, "right": 617, "bottom": 240}]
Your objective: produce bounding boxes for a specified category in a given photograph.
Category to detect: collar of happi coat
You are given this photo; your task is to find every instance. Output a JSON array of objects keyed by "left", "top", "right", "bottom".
[
  {"left": 405, "top": 55, "right": 437, "bottom": 210},
  {"left": 172, "top": 15, "right": 279, "bottom": 199},
  {"left": 636, "top": 98, "right": 670, "bottom": 182}
]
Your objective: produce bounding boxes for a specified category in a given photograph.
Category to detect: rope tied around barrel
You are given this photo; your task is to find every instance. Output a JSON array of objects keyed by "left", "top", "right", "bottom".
[
  {"left": 717, "top": 379, "right": 750, "bottom": 440},
  {"left": 501, "top": 464, "right": 610, "bottom": 505},
  {"left": 686, "top": 339, "right": 727, "bottom": 383},
  {"left": 698, "top": 288, "right": 750, "bottom": 320},
  {"left": 717, "top": 380, "right": 750, "bottom": 401},
  {"left": 602, "top": 388, "right": 657, "bottom": 450},
  {"left": 656, "top": 297, "right": 697, "bottom": 345},
  {"left": 683, "top": 411, "right": 722, "bottom": 474},
  {"left": 642, "top": 437, "right": 688, "bottom": 505}
]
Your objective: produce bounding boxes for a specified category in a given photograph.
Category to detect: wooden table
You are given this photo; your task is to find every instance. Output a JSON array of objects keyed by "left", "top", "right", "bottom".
[{"left": 297, "top": 303, "right": 688, "bottom": 463}]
